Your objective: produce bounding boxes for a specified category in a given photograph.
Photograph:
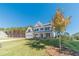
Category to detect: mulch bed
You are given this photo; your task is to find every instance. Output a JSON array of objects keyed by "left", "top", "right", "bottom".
[{"left": 46, "top": 46, "right": 72, "bottom": 56}]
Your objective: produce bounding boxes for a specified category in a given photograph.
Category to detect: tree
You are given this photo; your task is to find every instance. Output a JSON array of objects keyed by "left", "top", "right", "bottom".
[{"left": 52, "top": 8, "right": 71, "bottom": 52}]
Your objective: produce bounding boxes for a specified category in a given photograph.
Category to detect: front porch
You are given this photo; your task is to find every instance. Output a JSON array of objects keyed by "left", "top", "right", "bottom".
[{"left": 34, "top": 32, "right": 53, "bottom": 38}]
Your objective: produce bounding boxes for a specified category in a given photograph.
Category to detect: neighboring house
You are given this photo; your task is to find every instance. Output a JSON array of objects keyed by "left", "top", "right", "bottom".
[
  {"left": 25, "top": 21, "right": 55, "bottom": 39},
  {"left": 0, "top": 31, "right": 8, "bottom": 39}
]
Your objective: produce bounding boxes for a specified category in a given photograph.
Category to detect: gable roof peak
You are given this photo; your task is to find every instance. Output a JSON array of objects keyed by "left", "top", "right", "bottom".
[{"left": 34, "top": 21, "right": 43, "bottom": 27}]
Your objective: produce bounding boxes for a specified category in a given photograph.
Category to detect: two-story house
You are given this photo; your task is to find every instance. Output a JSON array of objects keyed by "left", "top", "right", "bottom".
[{"left": 25, "top": 21, "right": 55, "bottom": 39}]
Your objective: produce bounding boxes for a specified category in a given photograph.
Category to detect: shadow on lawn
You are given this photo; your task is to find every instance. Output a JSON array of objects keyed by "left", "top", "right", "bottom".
[
  {"left": 25, "top": 38, "right": 59, "bottom": 50},
  {"left": 25, "top": 40, "right": 45, "bottom": 50}
]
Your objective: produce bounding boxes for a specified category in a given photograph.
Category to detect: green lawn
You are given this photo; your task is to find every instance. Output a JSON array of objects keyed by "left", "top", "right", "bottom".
[
  {"left": 0, "top": 39, "right": 48, "bottom": 56},
  {"left": 63, "top": 40, "right": 79, "bottom": 52},
  {"left": 0, "top": 38, "right": 79, "bottom": 56}
]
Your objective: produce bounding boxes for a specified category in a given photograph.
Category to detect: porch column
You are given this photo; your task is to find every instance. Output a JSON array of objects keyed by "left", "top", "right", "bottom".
[{"left": 43, "top": 33, "right": 46, "bottom": 38}]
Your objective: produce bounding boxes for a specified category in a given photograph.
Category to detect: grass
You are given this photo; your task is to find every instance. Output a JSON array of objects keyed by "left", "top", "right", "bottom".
[
  {"left": 26, "top": 39, "right": 59, "bottom": 48},
  {"left": 0, "top": 38, "right": 79, "bottom": 56},
  {"left": 63, "top": 40, "right": 79, "bottom": 52},
  {"left": 0, "top": 39, "right": 48, "bottom": 56}
]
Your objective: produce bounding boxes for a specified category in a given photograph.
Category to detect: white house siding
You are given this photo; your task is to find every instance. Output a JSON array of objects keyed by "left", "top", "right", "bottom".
[
  {"left": 0, "top": 31, "right": 8, "bottom": 40},
  {"left": 25, "top": 32, "right": 34, "bottom": 39},
  {"left": 25, "top": 27, "right": 34, "bottom": 39}
]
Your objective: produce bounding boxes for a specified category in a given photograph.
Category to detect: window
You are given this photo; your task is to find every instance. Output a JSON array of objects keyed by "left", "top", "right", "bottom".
[
  {"left": 37, "top": 29, "right": 39, "bottom": 31},
  {"left": 35, "top": 34, "right": 38, "bottom": 36},
  {"left": 45, "top": 27, "right": 50, "bottom": 30},
  {"left": 28, "top": 30, "right": 31, "bottom": 32},
  {"left": 34, "top": 28, "right": 39, "bottom": 31},
  {"left": 40, "top": 28, "right": 43, "bottom": 30},
  {"left": 46, "top": 33, "right": 50, "bottom": 38}
]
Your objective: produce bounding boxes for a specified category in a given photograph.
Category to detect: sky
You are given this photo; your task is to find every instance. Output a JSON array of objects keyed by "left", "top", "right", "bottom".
[{"left": 0, "top": 3, "right": 78, "bottom": 34}]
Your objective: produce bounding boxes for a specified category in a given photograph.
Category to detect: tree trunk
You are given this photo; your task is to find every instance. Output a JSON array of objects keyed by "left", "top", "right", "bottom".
[
  {"left": 59, "top": 37, "right": 62, "bottom": 52},
  {"left": 57, "top": 32, "right": 62, "bottom": 53}
]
